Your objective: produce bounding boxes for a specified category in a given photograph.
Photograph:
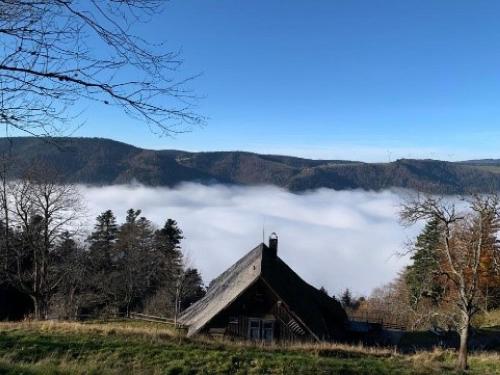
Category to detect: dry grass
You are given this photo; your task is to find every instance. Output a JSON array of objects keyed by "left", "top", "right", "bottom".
[
  {"left": 194, "top": 333, "right": 396, "bottom": 356},
  {"left": 0, "top": 320, "right": 499, "bottom": 374},
  {"left": 0, "top": 319, "right": 175, "bottom": 336},
  {"left": 0, "top": 320, "right": 394, "bottom": 355},
  {"left": 474, "top": 309, "right": 500, "bottom": 328}
]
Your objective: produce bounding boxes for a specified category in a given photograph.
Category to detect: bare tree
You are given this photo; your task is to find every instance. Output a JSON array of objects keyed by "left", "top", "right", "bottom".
[
  {"left": 400, "top": 194, "right": 500, "bottom": 370},
  {"left": 51, "top": 231, "right": 88, "bottom": 320},
  {"left": 0, "top": 0, "right": 203, "bottom": 137},
  {"left": 5, "top": 166, "right": 83, "bottom": 319}
]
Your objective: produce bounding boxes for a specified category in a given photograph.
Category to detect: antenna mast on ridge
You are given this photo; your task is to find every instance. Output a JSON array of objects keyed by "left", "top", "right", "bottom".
[{"left": 262, "top": 216, "right": 266, "bottom": 244}]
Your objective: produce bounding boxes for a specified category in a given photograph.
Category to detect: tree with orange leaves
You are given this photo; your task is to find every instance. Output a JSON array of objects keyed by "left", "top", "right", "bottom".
[{"left": 401, "top": 194, "right": 500, "bottom": 371}]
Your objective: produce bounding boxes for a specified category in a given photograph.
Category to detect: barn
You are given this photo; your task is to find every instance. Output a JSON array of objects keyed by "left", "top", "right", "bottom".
[{"left": 178, "top": 234, "right": 347, "bottom": 342}]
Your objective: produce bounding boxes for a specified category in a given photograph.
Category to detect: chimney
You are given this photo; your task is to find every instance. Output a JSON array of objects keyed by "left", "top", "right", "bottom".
[{"left": 268, "top": 232, "right": 278, "bottom": 258}]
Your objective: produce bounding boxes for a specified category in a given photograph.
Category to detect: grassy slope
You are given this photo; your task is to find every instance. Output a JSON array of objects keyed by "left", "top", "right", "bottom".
[
  {"left": 476, "top": 309, "right": 500, "bottom": 329},
  {"left": 0, "top": 321, "right": 499, "bottom": 374}
]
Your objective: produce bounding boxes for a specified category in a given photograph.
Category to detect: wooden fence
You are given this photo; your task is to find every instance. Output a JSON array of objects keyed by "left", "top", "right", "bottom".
[
  {"left": 348, "top": 311, "right": 407, "bottom": 331},
  {"left": 129, "top": 312, "right": 187, "bottom": 330}
]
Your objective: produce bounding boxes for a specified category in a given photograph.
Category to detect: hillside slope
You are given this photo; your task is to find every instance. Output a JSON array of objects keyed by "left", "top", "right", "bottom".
[{"left": 1, "top": 137, "right": 500, "bottom": 193}]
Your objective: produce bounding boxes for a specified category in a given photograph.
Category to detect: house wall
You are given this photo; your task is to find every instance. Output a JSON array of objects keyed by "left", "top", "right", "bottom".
[{"left": 201, "top": 279, "right": 310, "bottom": 342}]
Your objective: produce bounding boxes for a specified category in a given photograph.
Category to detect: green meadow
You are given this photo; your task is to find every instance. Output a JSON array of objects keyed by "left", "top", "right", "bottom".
[{"left": 0, "top": 321, "right": 499, "bottom": 374}]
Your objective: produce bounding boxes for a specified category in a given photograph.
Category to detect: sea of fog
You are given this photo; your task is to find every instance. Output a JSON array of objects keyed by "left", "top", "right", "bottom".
[{"left": 79, "top": 183, "right": 419, "bottom": 297}]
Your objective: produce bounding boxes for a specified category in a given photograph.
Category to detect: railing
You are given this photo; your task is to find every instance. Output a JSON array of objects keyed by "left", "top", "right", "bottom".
[
  {"left": 272, "top": 301, "right": 307, "bottom": 340},
  {"left": 129, "top": 312, "right": 187, "bottom": 329},
  {"left": 348, "top": 311, "right": 407, "bottom": 330}
]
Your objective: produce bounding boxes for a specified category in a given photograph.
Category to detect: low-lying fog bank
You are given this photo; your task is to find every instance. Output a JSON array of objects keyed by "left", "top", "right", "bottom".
[{"left": 80, "top": 183, "right": 418, "bottom": 296}]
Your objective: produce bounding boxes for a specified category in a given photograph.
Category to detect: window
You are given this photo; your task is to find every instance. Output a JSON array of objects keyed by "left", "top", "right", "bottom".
[{"left": 248, "top": 319, "right": 274, "bottom": 342}]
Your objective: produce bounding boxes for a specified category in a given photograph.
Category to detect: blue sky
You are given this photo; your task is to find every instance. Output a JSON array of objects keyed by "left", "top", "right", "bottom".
[{"left": 73, "top": 0, "right": 500, "bottom": 161}]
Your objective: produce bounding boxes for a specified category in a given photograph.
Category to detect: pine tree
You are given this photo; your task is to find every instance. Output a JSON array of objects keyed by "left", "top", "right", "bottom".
[
  {"left": 153, "top": 219, "right": 184, "bottom": 284},
  {"left": 86, "top": 210, "right": 119, "bottom": 313},
  {"left": 158, "top": 219, "right": 184, "bottom": 251},
  {"left": 113, "top": 210, "right": 155, "bottom": 316},
  {"left": 145, "top": 219, "right": 186, "bottom": 316},
  {"left": 341, "top": 288, "right": 353, "bottom": 308},
  {"left": 405, "top": 218, "right": 443, "bottom": 308},
  {"left": 179, "top": 268, "right": 206, "bottom": 310},
  {"left": 87, "top": 210, "right": 118, "bottom": 268}
]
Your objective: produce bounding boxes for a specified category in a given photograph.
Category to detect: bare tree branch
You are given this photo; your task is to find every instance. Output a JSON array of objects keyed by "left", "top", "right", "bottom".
[{"left": 0, "top": 0, "right": 204, "bottom": 137}]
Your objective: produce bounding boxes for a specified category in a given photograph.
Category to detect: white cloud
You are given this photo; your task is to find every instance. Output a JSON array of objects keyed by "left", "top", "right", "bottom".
[{"left": 79, "top": 183, "right": 418, "bottom": 297}]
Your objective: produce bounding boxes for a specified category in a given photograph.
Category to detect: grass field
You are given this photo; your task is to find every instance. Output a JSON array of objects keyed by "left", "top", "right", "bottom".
[{"left": 0, "top": 320, "right": 499, "bottom": 374}]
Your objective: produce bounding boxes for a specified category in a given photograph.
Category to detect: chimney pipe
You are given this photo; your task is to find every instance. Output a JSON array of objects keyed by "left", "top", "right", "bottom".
[{"left": 268, "top": 232, "right": 278, "bottom": 258}]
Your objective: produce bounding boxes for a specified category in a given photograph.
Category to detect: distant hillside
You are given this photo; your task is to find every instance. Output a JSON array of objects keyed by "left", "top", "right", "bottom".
[{"left": 1, "top": 137, "right": 500, "bottom": 193}]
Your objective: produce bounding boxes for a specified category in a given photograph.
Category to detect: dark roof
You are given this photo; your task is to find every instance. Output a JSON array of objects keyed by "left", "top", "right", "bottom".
[
  {"left": 179, "top": 243, "right": 347, "bottom": 340},
  {"left": 178, "top": 244, "right": 263, "bottom": 336},
  {"left": 260, "top": 248, "right": 347, "bottom": 340}
]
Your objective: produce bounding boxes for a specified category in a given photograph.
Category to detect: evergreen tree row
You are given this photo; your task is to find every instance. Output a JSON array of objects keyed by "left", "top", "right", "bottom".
[{"left": 0, "top": 208, "right": 205, "bottom": 320}]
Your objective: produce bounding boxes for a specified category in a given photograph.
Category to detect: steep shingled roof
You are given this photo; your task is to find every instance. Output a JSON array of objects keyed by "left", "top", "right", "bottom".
[
  {"left": 178, "top": 244, "right": 263, "bottom": 336},
  {"left": 178, "top": 243, "right": 347, "bottom": 340}
]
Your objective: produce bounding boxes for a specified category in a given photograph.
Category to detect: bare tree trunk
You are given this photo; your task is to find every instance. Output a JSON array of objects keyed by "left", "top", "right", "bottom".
[
  {"left": 125, "top": 293, "right": 132, "bottom": 318},
  {"left": 42, "top": 296, "right": 49, "bottom": 320},
  {"left": 73, "top": 301, "right": 79, "bottom": 321},
  {"left": 68, "top": 286, "right": 78, "bottom": 320},
  {"left": 0, "top": 158, "right": 10, "bottom": 273},
  {"left": 174, "top": 288, "right": 179, "bottom": 326},
  {"left": 32, "top": 296, "right": 40, "bottom": 320},
  {"left": 32, "top": 296, "right": 49, "bottom": 320},
  {"left": 126, "top": 301, "right": 131, "bottom": 318},
  {"left": 457, "top": 313, "right": 470, "bottom": 371},
  {"left": 174, "top": 271, "right": 185, "bottom": 327}
]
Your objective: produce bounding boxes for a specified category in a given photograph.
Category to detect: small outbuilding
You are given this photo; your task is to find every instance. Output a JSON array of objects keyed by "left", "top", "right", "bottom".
[{"left": 178, "top": 234, "right": 347, "bottom": 342}]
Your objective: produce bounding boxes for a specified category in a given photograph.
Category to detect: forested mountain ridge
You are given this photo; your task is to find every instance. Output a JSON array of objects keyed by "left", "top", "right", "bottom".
[{"left": 1, "top": 137, "right": 500, "bottom": 193}]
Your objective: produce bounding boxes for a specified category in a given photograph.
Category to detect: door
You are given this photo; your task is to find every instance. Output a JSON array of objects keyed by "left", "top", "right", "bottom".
[
  {"left": 248, "top": 319, "right": 261, "bottom": 340},
  {"left": 262, "top": 320, "right": 274, "bottom": 342}
]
